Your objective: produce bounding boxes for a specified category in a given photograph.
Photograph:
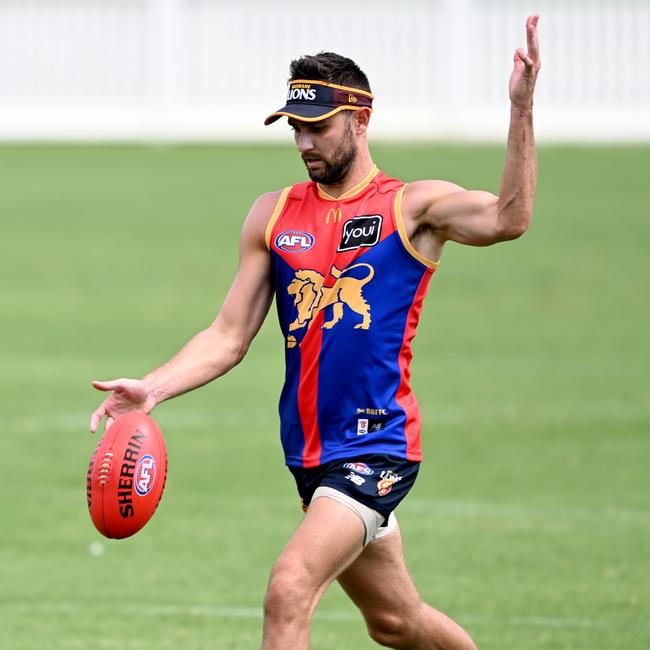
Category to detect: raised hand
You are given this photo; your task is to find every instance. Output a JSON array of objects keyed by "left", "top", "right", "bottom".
[
  {"left": 510, "top": 15, "right": 541, "bottom": 111},
  {"left": 90, "top": 378, "right": 157, "bottom": 433}
]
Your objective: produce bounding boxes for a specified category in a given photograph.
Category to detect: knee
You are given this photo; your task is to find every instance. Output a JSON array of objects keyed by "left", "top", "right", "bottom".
[
  {"left": 366, "top": 610, "right": 413, "bottom": 648},
  {"left": 263, "top": 558, "right": 313, "bottom": 625},
  {"left": 366, "top": 608, "right": 478, "bottom": 650}
]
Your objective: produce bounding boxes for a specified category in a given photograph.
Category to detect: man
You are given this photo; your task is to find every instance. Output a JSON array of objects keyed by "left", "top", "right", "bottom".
[{"left": 90, "top": 15, "right": 540, "bottom": 650}]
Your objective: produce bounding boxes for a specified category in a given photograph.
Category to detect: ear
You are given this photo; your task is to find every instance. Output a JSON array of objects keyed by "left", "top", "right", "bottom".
[{"left": 352, "top": 108, "right": 371, "bottom": 135}]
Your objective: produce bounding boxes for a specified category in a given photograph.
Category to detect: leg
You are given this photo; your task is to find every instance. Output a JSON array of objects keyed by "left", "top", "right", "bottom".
[
  {"left": 338, "top": 524, "right": 477, "bottom": 650},
  {"left": 322, "top": 302, "right": 344, "bottom": 329},
  {"left": 352, "top": 299, "right": 371, "bottom": 329},
  {"left": 262, "top": 495, "right": 366, "bottom": 650}
]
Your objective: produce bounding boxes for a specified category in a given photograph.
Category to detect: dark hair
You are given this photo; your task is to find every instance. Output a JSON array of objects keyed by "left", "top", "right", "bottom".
[{"left": 289, "top": 52, "right": 371, "bottom": 93}]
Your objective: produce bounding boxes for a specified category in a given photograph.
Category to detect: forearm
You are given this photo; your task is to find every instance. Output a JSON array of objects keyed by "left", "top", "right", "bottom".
[
  {"left": 496, "top": 104, "right": 537, "bottom": 239},
  {"left": 142, "top": 324, "right": 246, "bottom": 406},
  {"left": 140, "top": 236, "right": 274, "bottom": 407},
  {"left": 90, "top": 193, "right": 276, "bottom": 432}
]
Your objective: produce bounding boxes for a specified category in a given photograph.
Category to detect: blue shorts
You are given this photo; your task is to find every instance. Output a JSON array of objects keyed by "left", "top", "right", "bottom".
[{"left": 289, "top": 454, "right": 420, "bottom": 525}]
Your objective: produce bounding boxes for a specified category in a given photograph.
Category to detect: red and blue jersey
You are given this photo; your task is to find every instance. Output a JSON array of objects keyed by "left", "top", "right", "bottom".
[{"left": 266, "top": 166, "right": 437, "bottom": 468}]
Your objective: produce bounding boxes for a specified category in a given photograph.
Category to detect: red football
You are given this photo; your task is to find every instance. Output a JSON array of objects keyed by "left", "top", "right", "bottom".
[{"left": 86, "top": 412, "right": 167, "bottom": 539}]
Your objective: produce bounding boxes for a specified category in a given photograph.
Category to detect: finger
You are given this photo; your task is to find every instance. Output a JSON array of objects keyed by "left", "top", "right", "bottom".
[
  {"left": 513, "top": 47, "right": 526, "bottom": 69},
  {"left": 90, "top": 406, "right": 105, "bottom": 433},
  {"left": 105, "top": 416, "right": 115, "bottom": 431},
  {"left": 92, "top": 379, "right": 120, "bottom": 392},
  {"left": 526, "top": 14, "right": 540, "bottom": 62},
  {"left": 517, "top": 50, "right": 535, "bottom": 69}
]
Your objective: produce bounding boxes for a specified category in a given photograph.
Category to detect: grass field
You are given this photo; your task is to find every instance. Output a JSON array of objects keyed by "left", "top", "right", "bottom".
[{"left": 1, "top": 143, "right": 649, "bottom": 650}]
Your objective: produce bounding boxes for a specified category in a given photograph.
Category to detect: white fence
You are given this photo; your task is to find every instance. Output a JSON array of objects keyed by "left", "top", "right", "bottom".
[{"left": 0, "top": 0, "right": 648, "bottom": 141}]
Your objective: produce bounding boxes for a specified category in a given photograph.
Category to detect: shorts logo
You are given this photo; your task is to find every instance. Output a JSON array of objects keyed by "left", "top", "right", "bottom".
[
  {"left": 134, "top": 454, "right": 156, "bottom": 496},
  {"left": 338, "top": 215, "right": 383, "bottom": 252},
  {"left": 343, "top": 462, "right": 374, "bottom": 476},
  {"left": 345, "top": 472, "right": 366, "bottom": 486},
  {"left": 276, "top": 230, "right": 315, "bottom": 252},
  {"left": 357, "top": 419, "right": 369, "bottom": 435},
  {"left": 377, "top": 470, "right": 402, "bottom": 497}
]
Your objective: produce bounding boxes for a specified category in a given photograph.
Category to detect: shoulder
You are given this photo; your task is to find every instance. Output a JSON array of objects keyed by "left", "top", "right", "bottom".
[
  {"left": 248, "top": 190, "right": 286, "bottom": 220},
  {"left": 246, "top": 189, "right": 290, "bottom": 227},
  {"left": 402, "top": 179, "right": 466, "bottom": 220},
  {"left": 240, "top": 190, "right": 287, "bottom": 250}
]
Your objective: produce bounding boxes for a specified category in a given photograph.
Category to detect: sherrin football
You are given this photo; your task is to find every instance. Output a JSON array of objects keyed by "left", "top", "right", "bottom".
[{"left": 86, "top": 412, "right": 167, "bottom": 539}]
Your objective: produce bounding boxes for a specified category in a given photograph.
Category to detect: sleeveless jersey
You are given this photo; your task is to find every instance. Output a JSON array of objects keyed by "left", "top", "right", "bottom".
[{"left": 266, "top": 166, "right": 437, "bottom": 468}]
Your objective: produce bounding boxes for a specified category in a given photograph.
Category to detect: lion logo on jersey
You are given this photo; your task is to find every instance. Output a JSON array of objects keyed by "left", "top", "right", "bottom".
[{"left": 286, "top": 263, "right": 374, "bottom": 334}]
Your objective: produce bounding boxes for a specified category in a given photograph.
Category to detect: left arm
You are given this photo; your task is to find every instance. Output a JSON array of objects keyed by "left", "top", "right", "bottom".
[{"left": 404, "top": 15, "right": 541, "bottom": 248}]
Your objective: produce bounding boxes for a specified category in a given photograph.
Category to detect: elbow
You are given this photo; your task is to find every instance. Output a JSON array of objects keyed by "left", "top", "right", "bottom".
[
  {"left": 231, "top": 339, "right": 250, "bottom": 366},
  {"left": 207, "top": 324, "right": 250, "bottom": 373},
  {"left": 224, "top": 333, "right": 249, "bottom": 368},
  {"left": 495, "top": 194, "right": 533, "bottom": 241},
  {"left": 495, "top": 208, "right": 531, "bottom": 241},
  {"left": 497, "top": 221, "right": 528, "bottom": 241}
]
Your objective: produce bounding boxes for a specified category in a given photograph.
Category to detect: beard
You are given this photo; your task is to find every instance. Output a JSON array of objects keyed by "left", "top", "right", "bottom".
[{"left": 302, "top": 121, "right": 357, "bottom": 185}]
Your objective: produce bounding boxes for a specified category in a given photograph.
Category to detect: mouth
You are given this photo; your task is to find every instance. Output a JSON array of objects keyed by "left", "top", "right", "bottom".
[{"left": 303, "top": 158, "right": 323, "bottom": 171}]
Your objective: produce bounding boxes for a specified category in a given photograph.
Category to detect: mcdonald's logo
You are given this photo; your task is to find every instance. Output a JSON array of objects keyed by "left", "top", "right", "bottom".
[{"left": 326, "top": 208, "right": 342, "bottom": 224}]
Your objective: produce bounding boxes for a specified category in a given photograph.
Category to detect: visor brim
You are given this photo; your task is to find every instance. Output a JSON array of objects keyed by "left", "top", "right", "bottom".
[{"left": 264, "top": 104, "right": 363, "bottom": 126}]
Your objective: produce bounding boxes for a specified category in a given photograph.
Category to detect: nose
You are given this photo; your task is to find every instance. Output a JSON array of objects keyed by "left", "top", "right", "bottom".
[{"left": 295, "top": 131, "right": 315, "bottom": 154}]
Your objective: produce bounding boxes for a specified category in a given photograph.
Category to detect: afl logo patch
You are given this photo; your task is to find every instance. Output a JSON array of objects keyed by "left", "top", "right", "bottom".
[
  {"left": 276, "top": 230, "right": 315, "bottom": 252},
  {"left": 134, "top": 454, "right": 156, "bottom": 496}
]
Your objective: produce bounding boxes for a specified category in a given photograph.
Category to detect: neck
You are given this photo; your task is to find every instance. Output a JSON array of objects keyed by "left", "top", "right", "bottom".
[{"left": 317, "top": 147, "right": 375, "bottom": 199}]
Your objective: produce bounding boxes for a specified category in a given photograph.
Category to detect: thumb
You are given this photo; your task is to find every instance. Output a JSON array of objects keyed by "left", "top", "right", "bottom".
[{"left": 92, "top": 379, "right": 122, "bottom": 392}]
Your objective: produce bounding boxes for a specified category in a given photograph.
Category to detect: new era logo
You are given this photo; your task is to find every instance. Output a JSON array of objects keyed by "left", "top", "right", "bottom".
[{"left": 337, "top": 215, "right": 383, "bottom": 252}]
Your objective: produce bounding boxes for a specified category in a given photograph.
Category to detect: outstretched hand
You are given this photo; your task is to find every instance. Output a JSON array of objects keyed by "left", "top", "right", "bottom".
[
  {"left": 510, "top": 15, "right": 541, "bottom": 111},
  {"left": 90, "top": 378, "right": 157, "bottom": 433}
]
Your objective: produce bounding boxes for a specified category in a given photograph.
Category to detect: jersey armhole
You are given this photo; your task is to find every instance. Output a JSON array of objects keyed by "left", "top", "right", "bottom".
[
  {"left": 264, "top": 186, "right": 292, "bottom": 250},
  {"left": 393, "top": 184, "right": 438, "bottom": 270}
]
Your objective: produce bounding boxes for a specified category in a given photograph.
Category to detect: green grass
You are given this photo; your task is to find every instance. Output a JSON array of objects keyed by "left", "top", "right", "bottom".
[{"left": 1, "top": 143, "right": 649, "bottom": 649}]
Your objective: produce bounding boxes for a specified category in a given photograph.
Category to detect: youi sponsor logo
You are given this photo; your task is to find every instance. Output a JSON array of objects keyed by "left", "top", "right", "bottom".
[{"left": 338, "top": 215, "right": 383, "bottom": 252}]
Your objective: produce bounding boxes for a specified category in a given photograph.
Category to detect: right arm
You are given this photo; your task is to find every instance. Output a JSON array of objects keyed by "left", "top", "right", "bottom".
[{"left": 90, "top": 191, "right": 281, "bottom": 432}]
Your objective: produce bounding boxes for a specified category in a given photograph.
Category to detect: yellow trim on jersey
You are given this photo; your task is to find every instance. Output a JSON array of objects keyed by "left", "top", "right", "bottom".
[
  {"left": 264, "top": 186, "right": 292, "bottom": 250},
  {"left": 317, "top": 165, "right": 379, "bottom": 202},
  {"left": 290, "top": 79, "right": 374, "bottom": 99},
  {"left": 394, "top": 185, "right": 439, "bottom": 269}
]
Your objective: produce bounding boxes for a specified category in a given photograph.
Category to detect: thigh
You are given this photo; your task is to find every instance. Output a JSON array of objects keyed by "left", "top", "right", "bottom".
[
  {"left": 337, "top": 522, "right": 422, "bottom": 614},
  {"left": 338, "top": 525, "right": 476, "bottom": 650},
  {"left": 271, "top": 494, "right": 367, "bottom": 599}
]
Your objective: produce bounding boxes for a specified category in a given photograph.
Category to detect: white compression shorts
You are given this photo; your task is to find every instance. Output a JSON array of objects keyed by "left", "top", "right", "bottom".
[{"left": 312, "top": 485, "right": 398, "bottom": 547}]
